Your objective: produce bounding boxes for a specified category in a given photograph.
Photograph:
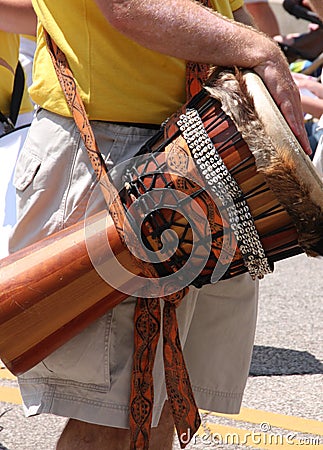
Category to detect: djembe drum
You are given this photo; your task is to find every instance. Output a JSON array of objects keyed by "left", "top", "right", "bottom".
[
  {"left": 0, "top": 68, "right": 322, "bottom": 375},
  {"left": 116, "top": 68, "right": 323, "bottom": 289}
]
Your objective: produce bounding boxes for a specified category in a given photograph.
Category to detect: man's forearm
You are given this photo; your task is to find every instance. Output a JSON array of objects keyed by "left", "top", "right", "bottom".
[
  {"left": 95, "top": 0, "right": 279, "bottom": 69},
  {"left": 0, "top": 0, "right": 36, "bottom": 35}
]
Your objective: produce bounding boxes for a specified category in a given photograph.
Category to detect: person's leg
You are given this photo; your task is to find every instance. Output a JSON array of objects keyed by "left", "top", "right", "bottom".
[{"left": 56, "top": 401, "right": 174, "bottom": 450}]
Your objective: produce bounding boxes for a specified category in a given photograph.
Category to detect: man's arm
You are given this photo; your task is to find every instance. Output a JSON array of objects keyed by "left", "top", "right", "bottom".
[
  {"left": 96, "top": 0, "right": 274, "bottom": 67},
  {"left": 94, "top": 0, "right": 310, "bottom": 154},
  {"left": 0, "top": 0, "right": 36, "bottom": 35}
]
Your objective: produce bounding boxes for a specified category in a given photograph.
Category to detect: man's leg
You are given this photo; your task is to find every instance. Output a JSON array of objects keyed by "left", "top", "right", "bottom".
[{"left": 56, "top": 400, "right": 174, "bottom": 450}]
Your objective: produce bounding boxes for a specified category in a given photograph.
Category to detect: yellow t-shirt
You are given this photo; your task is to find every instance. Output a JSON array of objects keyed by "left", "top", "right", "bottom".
[
  {"left": 0, "top": 31, "right": 33, "bottom": 117},
  {"left": 30, "top": 0, "right": 243, "bottom": 124}
]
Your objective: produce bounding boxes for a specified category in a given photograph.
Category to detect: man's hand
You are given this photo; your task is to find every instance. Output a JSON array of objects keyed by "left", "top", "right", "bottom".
[{"left": 254, "top": 56, "right": 312, "bottom": 155}]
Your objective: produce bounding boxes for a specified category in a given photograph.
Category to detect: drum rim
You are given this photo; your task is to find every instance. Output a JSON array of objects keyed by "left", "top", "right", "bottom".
[{"left": 243, "top": 70, "right": 323, "bottom": 199}]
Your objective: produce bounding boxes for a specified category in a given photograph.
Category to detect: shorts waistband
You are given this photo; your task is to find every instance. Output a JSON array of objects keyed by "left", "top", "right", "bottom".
[{"left": 106, "top": 121, "right": 161, "bottom": 130}]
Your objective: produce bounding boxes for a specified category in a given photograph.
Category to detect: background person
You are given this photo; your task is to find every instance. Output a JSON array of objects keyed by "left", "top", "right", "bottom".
[
  {"left": 0, "top": 5, "right": 36, "bottom": 259},
  {"left": 244, "top": 0, "right": 280, "bottom": 36},
  {"left": 0, "top": 31, "right": 34, "bottom": 134},
  {"left": 302, "top": 0, "right": 323, "bottom": 173},
  {"left": 292, "top": 71, "right": 323, "bottom": 155},
  {"left": 19, "top": 34, "right": 36, "bottom": 92}
]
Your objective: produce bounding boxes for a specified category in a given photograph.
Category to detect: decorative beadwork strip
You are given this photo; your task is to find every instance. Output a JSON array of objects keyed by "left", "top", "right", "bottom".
[{"left": 177, "top": 108, "right": 272, "bottom": 279}]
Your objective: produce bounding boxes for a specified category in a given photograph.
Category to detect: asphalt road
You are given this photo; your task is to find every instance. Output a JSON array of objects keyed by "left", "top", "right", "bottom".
[
  {"left": 0, "top": 253, "right": 321, "bottom": 449},
  {"left": 173, "top": 253, "right": 323, "bottom": 449}
]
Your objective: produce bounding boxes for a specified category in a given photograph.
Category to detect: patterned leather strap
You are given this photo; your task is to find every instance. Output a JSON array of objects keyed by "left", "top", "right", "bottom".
[{"left": 44, "top": 31, "right": 127, "bottom": 240}]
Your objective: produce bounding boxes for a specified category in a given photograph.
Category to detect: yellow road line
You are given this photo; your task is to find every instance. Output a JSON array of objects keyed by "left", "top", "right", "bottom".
[
  {"left": 0, "top": 380, "right": 321, "bottom": 445},
  {"left": 200, "top": 408, "right": 323, "bottom": 436},
  {"left": 197, "top": 422, "right": 323, "bottom": 449},
  {"left": 0, "top": 386, "right": 22, "bottom": 405},
  {"left": 0, "top": 367, "right": 17, "bottom": 380}
]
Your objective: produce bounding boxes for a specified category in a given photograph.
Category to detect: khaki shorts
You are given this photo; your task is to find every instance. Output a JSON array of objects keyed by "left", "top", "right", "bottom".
[{"left": 10, "top": 109, "right": 258, "bottom": 428}]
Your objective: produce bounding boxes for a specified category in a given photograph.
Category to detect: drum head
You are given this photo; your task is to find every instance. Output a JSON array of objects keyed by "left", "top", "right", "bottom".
[
  {"left": 243, "top": 70, "right": 323, "bottom": 207},
  {"left": 0, "top": 125, "right": 30, "bottom": 258}
]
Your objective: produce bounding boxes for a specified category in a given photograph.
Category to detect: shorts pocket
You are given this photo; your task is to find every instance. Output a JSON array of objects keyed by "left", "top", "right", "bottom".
[
  {"left": 13, "top": 151, "right": 41, "bottom": 191},
  {"left": 32, "top": 312, "right": 114, "bottom": 388}
]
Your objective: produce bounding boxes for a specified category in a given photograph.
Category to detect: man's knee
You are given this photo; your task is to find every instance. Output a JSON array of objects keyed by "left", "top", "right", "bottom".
[{"left": 56, "top": 419, "right": 130, "bottom": 450}]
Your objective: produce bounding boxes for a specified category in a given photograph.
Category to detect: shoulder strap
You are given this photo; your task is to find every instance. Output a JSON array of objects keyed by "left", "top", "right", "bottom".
[
  {"left": 0, "top": 61, "right": 26, "bottom": 133},
  {"left": 10, "top": 61, "right": 25, "bottom": 126}
]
